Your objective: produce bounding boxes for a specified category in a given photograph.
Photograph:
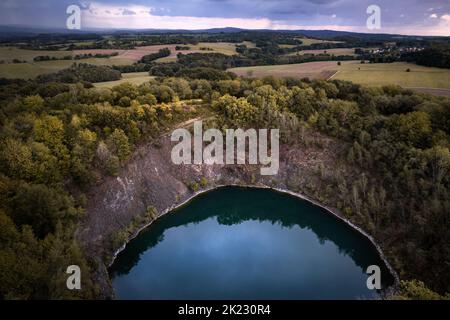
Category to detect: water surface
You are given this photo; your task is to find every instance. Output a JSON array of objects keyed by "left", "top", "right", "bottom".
[{"left": 110, "top": 187, "right": 394, "bottom": 299}]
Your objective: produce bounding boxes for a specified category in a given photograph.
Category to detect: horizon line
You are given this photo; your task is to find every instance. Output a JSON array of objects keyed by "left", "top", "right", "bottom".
[{"left": 0, "top": 24, "right": 449, "bottom": 38}]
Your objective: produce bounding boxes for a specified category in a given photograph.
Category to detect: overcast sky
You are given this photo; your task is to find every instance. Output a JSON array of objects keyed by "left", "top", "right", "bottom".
[{"left": 0, "top": 0, "right": 449, "bottom": 36}]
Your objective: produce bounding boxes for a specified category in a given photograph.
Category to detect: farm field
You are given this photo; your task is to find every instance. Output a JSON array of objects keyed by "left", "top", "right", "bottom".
[
  {"left": 0, "top": 60, "right": 74, "bottom": 79},
  {"left": 94, "top": 72, "right": 155, "bottom": 88},
  {"left": 0, "top": 56, "right": 132, "bottom": 79},
  {"left": 0, "top": 46, "right": 73, "bottom": 62},
  {"left": 287, "top": 48, "right": 357, "bottom": 56},
  {"left": 77, "top": 42, "right": 239, "bottom": 63},
  {"left": 228, "top": 60, "right": 358, "bottom": 80},
  {"left": 0, "top": 42, "right": 241, "bottom": 78},
  {"left": 229, "top": 61, "right": 450, "bottom": 94},
  {"left": 190, "top": 42, "right": 239, "bottom": 55},
  {"left": 334, "top": 62, "right": 450, "bottom": 90}
]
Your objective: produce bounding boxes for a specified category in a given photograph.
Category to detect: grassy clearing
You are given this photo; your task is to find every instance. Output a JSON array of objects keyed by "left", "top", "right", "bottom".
[
  {"left": 228, "top": 61, "right": 357, "bottom": 80},
  {"left": 154, "top": 56, "right": 178, "bottom": 63},
  {"left": 241, "top": 41, "right": 257, "bottom": 48},
  {"left": 0, "top": 63, "right": 43, "bottom": 79},
  {"left": 189, "top": 42, "right": 238, "bottom": 55},
  {"left": 0, "top": 46, "right": 72, "bottom": 63},
  {"left": 94, "top": 72, "right": 155, "bottom": 88},
  {"left": 334, "top": 62, "right": 450, "bottom": 89},
  {"left": 296, "top": 38, "right": 344, "bottom": 46},
  {"left": 279, "top": 44, "right": 297, "bottom": 49},
  {"left": 82, "top": 57, "right": 133, "bottom": 66}
]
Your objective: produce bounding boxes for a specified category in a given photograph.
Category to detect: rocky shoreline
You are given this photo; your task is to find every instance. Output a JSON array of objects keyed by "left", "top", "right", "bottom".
[{"left": 108, "top": 184, "right": 399, "bottom": 299}]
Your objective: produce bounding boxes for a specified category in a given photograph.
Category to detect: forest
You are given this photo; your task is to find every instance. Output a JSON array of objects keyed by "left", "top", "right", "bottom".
[
  {"left": 0, "top": 27, "right": 449, "bottom": 300},
  {"left": 360, "top": 43, "right": 450, "bottom": 67},
  {"left": 0, "top": 63, "right": 449, "bottom": 298}
]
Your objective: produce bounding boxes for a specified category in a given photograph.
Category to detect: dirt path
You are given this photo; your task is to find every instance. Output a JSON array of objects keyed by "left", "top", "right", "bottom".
[
  {"left": 406, "top": 87, "right": 450, "bottom": 97},
  {"left": 327, "top": 70, "right": 339, "bottom": 80}
]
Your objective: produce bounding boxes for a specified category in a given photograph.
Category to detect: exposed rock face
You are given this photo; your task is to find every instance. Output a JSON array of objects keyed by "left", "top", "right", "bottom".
[{"left": 78, "top": 131, "right": 343, "bottom": 297}]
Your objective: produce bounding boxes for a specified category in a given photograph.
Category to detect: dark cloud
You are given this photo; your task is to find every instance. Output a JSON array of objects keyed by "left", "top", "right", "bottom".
[
  {"left": 0, "top": 0, "right": 448, "bottom": 35},
  {"left": 122, "top": 8, "right": 136, "bottom": 15}
]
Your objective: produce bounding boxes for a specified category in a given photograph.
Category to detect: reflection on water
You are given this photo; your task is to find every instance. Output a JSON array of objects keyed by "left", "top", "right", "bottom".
[{"left": 110, "top": 186, "right": 394, "bottom": 299}]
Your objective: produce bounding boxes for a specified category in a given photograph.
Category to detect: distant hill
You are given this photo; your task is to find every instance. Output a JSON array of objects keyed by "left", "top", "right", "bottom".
[{"left": 0, "top": 25, "right": 448, "bottom": 42}]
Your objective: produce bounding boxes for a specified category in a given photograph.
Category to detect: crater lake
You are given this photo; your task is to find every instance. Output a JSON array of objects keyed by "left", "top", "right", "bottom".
[{"left": 109, "top": 186, "right": 395, "bottom": 299}]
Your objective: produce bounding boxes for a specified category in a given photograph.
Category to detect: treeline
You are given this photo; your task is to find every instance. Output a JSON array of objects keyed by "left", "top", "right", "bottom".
[
  {"left": 177, "top": 53, "right": 246, "bottom": 69},
  {"left": 36, "top": 63, "right": 121, "bottom": 84},
  {"left": 115, "top": 53, "right": 239, "bottom": 79},
  {"left": 33, "top": 52, "right": 119, "bottom": 62},
  {"left": 113, "top": 63, "right": 152, "bottom": 73},
  {"left": 175, "top": 45, "right": 191, "bottom": 50},
  {"left": 148, "top": 53, "right": 247, "bottom": 77},
  {"left": 2, "top": 33, "right": 102, "bottom": 48},
  {"left": 139, "top": 48, "right": 171, "bottom": 64},
  {"left": 358, "top": 44, "right": 450, "bottom": 69},
  {"left": 413, "top": 44, "right": 450, "bottom": 68},
  {"left": 145, "top": 52, "right": 354, "bottom": 78},
  {"left": 33, "top": 55, "right": 72, "bottom": 62}
]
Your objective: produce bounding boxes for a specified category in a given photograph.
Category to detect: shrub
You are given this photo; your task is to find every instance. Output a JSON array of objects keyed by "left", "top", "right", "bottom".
[
  {"left": 188, "top": 181, "right": 199, "bottom": 192},
  {"left": 200, "top": 177, "right": 207, "bottom": 188}
]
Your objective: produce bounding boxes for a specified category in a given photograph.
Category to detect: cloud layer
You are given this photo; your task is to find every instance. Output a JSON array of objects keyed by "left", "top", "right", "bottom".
[{"left": 0, "top": 0, "right": 449, "bottom": 36}]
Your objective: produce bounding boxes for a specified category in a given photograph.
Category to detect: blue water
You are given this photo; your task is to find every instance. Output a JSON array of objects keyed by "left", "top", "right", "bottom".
[{"left": 110, "top": 186, "right": 394, "bottom": 299}]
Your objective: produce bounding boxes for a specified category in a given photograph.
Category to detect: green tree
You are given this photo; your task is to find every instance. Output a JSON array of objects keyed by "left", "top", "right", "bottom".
[
  {"left": 0, "top": 138, "right": 33, "bottom": 180},
  {"left": 212, "top": 94, "right": 258, "bottom": 127},
  {"left": 424, "top": 146, "right": 450, "bottom": 192},
  {"left": 22, "top": 95, "right": 44, "bottom": 113},
  {"left": 391, "top": 111, "right": 432, "bottom": 147},
  {"left": 112, "top": 82, "right": 138, "bottom": 100},
  {"left": 163, "top": 78, "right": 192, "bottom": 100},
  {"left": 393, "top": 280, "right": 448, "bottom": 300},
  {"left": 29, "top": 142, "right": 61, "bottom": 184},
  {"left": 9, "top": 183, "right": 77, "bottom": 238},
  {"left": 107, "top": 129, "right": 131, "bottom": 162}
]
